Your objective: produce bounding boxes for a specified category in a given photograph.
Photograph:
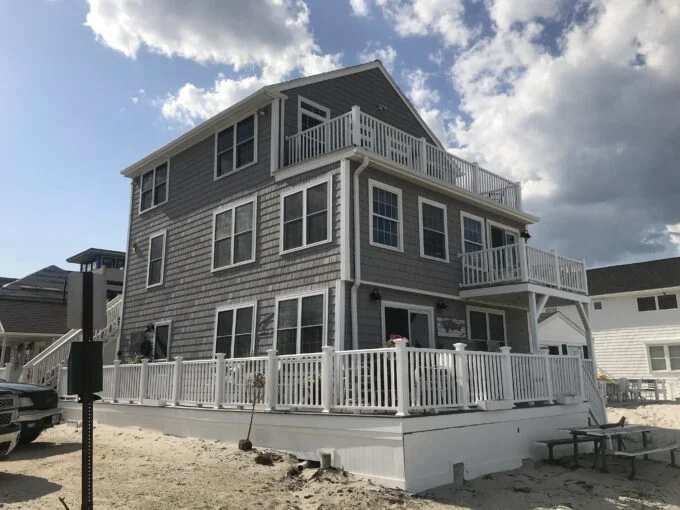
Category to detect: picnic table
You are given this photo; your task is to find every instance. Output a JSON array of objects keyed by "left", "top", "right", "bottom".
[{"left": 569, "top": 424, "right": 656, "bottom": 473}]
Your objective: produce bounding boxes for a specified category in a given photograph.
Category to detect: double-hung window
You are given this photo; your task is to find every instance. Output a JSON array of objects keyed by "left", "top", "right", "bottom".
[
  {"left": 152, "top": 321, "right": 171, "bottom": 361},
  {"left": 140, "top": 162, "right": 168, "bottom": 212},
  {"left": 648, "top": 345, "right": 680, "bottom": 371},
  {"left": 461, "top": 212, "right": 484, "bottom": 253},
  {"left": 467, "top": 306, "right": 506, "bottom": 349},
  {"left": 215, "top": 303, "right": 256, "bottom": 358},
  {"left": 419, "top": 197, "right": 448, "bottom": 261},
  {"left": 275, "top": 291, "right": 326, "bottom": 355},
  {"left": 215, "top": 114, "right": 257, "bottom": 178},
  {"left": 369, "top": 179, "right": 403, "bottom": 251},
  {"left": 147, "top": 230, "right": 166, "bottom": 288},
  {"left": 298, "top": 97, "right": 329, "bottom": 132},
  {"left": 212, "top": 197, "right": 257, "bottom": 270},
  {"left": 281, "top": 177, "right": 331, "bottom": 252},
  {"left": 637, "top": 294, "right": 678, "bottom": 311}
]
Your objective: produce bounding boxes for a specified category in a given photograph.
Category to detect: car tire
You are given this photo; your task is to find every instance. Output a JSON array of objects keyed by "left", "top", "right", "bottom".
[{"left": 19, "top": 428, "right": 42, "bottom": 444}]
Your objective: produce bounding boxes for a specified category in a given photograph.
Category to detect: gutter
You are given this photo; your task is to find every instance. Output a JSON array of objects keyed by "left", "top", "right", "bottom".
[{"left": 351, "top": 156, "right": 370, "bottom": 350}]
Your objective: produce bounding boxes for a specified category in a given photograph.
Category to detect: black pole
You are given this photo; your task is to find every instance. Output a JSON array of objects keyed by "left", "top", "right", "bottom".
[{"left": 82, "top": 272, "right": 94, "bottom": 510}]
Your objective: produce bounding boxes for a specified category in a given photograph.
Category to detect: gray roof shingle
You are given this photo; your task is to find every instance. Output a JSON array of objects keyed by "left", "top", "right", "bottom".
[{"left": 588, "top": 256, "right": 680, "bottom": 295}]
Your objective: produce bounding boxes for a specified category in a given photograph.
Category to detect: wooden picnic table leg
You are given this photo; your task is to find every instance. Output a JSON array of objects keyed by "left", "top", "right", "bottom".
[
  {"left": 629, "top": 457, "right": 636, "bottom": 479},
  {"left": 617, "top": 436, "right": 624, "bottom": 451},
  {"left": 671, "top": 449, "right": 676, "bottom": 467},
  {"left": 572, "top": 433, "right": 580, "bottom": 469},
  {"left": 601, "top": 436, "right": 608, "bottom": 473},
  {"left": 642, "top": 431, "right": 649, "bottom": 460},
  {"left": 592, "top": 439, "right": 600, "bottom": 469}
]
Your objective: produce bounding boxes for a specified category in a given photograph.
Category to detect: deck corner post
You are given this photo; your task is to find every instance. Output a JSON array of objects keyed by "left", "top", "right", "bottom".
[
  {"left": 472, "top": 162, "right": 480, "bottom": 194},
  {"left": 394, "top": 339, "right": 410, "bottom": 417},
  {"left": 321, "top": 346, "right": 335, "bottom": 413},
  {"left": 215, "top": 353, "right": 226, "bottom": 409},
  {"left": 112, "top": 359, "right": 121, "bottom": 402},
  {"left": 454, "top": 343, "right": 470, "bottom": 409},
  {"left": 419, "top": 137, "right": 427, "bottom": 173},
  {"left": 139, "top": 358, "right": 149, "bottom": 404},
  {"left": 551, "top": 249, "right": 561, "bottom": 288},
  {"left": 351, "top": 105, "right": 361, "bottom": 146},
  {"left": 543, "top": 351, "right": 555, "bottom": 404},
  {"left": 518, "top": 238, "right": 529, "bottom": 282},
  {"left": 265, "top": 348, "right": 277, "bottom": 412},
  {"left": 499, "top": 346, "right": 514, "bottom": 402},
  {"left": 171, "top": 356, "right": 183, "bottom": 406}
]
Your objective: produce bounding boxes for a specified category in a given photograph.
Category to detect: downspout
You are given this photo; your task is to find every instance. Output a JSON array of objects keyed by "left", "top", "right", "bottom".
[
  {"left": 115, "top": 179, "right": 135, "bottom": 361},
  {"left": 351, "top": 155, "right": 370, "bottom": 350}
]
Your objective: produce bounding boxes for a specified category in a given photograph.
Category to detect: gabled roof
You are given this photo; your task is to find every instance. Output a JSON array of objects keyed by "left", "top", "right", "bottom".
[
  {"left": 0, "top": 265, "right": 69, "bottom": 303},
  {"left": 0, "top": 277, "right": 16, "bottom": 287},
  {"left": 66, "top": 248, "right": 125, "bottom": 264},
  {"left": 121, "top": 60, "right": 444, "bottom": 178},
  {"left": 538, "top": 310, "right": 585, "bottom": 335},
  {"left": 588, "top": 256, "right": 680, "bottom": 296}
]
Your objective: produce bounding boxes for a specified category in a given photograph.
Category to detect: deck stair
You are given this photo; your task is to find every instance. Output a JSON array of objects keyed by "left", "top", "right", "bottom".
[{"left": 19, "top": 295, "right": 123, "bottom": 387}]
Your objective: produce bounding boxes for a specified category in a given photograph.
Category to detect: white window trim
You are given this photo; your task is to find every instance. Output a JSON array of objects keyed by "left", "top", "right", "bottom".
[
  {"left": 213, "top": 301, "right": 258, "bottom": 358},
  {"left": 213, "top": 112, "right": 258, "bottom": 181},
  {"left": 485, "top": 219, "right": 520, "bottom": 246},
  {"left": 381, "top": 300, "right": 435, "bottom": 348},
  {"left": 647, "top": 344, "right": 680, "bottom": 373},
  {"left": 146, "top": 229, "right": 167, "bottom": 289},
  {"left": 273, "top": 288, "right": 329, "bottom": 354},
  {"left": 138, "top": 160, "right": 170, "bottom": 215},
  {"left": 297, "top": 96, "right": 330, "bottom": 132},
  {"left": 279, "top": 175, "right": 333, "bottom": 254},
  {"left": 368, "top": 179, "right": 404, "bottom": 252},
  {"left": 152, "top": 320, "right": 172, "bottom": 362},
  {"left": 418, "top": 196, "right": 449, "bottom": 263},
  {"left": 465, "top": 305, "right": 507, "bottom": 345},
  {"left": 211, "top": 194, "right": 258, "bottom": 272},
  {"left": 460, "top": 211, "right": 486, "bottom": 253}
]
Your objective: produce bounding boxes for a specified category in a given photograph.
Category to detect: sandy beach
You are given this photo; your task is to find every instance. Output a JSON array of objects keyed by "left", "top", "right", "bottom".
[{"left": 2, "top": 404, "right": 680, "bottom": 509}]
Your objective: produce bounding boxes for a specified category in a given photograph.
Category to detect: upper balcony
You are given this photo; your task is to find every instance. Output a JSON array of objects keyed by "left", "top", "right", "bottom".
[
  {"left": 284, "top": 106, "right": 523, "bottom": 211},
  {"left": 460, "top": 240, "right": 588, "bottom": 295}
]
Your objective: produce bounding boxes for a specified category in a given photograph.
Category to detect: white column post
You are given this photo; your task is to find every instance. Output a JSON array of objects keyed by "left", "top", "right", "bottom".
[
  {"left": 454, "top": 343, "right": 469, "bottom": 409},
  {"left": 394, "top": 339, "right": 410, "bottom": 417},
  {"left": 542, "top": 350, "right": 554, "bottom": 403},
  {"left": 576, "top": 357, "right": 586, "bottom": 401},
  {"left": 419, "top": 137, "right": 427, "bottom": 173},
  {"left": 472, "top": 162, "right": 480, "bottom": 195},
  {"left": 321, "top": 346, "right": 335, "bottom": 413},
  {"left": 516, "top": 181, "right": 523, "bottom": 210},
  {"left": 264, "top": 348, "right": 277, "bottom": 412},
  {"left": 351, "top": 106, "right": 361, "bottom": 147},
  {"left": 528, "top": 292, "right": 540, "bottom": 354},
  {"left": 215, "top": 353, "right": 226, "bottom": 409},
  {"left": 582, "top": 257, "right": 589, "bottom": 294},
  {"left": 112, "top": 360, "right": 121, "bottom": 402},
  {"left": 56, "top": 362, "right": 65, "bottom": 398},
  {"left": 499, "top": 347, "right": 514, "bottom": 402},
  {"left": 551, "top": 249, "right": 561, "bottom": 288},
  {"left": 518, "top": 238, "right": 529, "bottom": 282},
  {"left": 4, "top": 363, "right": 12, "bottom": 382},
  {"left": 139, "top": 359, "right": 149, "bottom": 404},
  {"left": 171, "top": 356, "right": 183, "bottom": 406}
]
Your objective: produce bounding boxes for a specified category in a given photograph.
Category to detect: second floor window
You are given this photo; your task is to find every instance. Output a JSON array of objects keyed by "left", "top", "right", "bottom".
[
  {"left": 637, "top": 294, "right": 678, "bottom": 312},
  {"left": 212, "top": 197, "right": 257, "bottom": 270},
  {"left": 462, "top": 213, "right": 484, "bottom": 253},
  {"left": 276, "top": 292, "right": 326, "bottom": 354},
  {"left": 215, "top": 303, "right": 255, "bottom": 358},
  {"left": 140, "top": 162, "right": 168, "bottom": 212},
  {"left": 281, "top": 179, "right": 330, "bottom": 252},
  {"left": 419, "top": 197, "right": 448, "bottom": 261},
  {"left": 215, "top": 114, "right": 256, "bottom": 178},
  {"left": 369, "top": 179, "right": 402, "bottom": 251},
  {"left": 147, "top": 231, "right": 166, "bottom": 288}
]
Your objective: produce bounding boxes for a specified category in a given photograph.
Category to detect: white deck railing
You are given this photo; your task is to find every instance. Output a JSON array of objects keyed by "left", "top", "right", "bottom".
[
  {"left": 285, "top": 106, "right": 522, "bottom": 211},
  {"left": 461, "top": 239, "right": 588, "bottom": 294},
  {"left": 61, "top": 343, "right": 589, "bottom": 416}
]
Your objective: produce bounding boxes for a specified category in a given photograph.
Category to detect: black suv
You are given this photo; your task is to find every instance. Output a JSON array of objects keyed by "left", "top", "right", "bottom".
[
  {"left": 0, "top": 389, "right": 20, "bottom": 457},
  {"left": 0, "top": 381, "right": 60, "bottom": 444}
]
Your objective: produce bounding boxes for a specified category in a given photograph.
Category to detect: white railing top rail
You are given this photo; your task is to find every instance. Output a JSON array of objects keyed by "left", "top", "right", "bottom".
[{"left": 22, "top": 329, "right": 81, "bottom": 369}]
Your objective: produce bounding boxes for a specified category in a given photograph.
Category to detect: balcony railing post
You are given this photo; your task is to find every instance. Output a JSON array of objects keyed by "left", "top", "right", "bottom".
[
  {"left": 454, "top": 343, "right": 469, "bottom": 408},
  {"left": 582, "top": 257, "right": 589, "bottom": 294},
  {"left": 171, "top": 356, "right": 183, "bottom": 406},
  {"left": 499, "top": 347, "right": 514, "bottom": 402},
  {"left": 577, "top": 358, "right": 586, "bottom": 401},
  {"left": 551, "top": 249, "right": 561, "bottom": 288},
  {"left": 265, "top": 348, "right": 277, "bottom": 412},
  {"left": 321, "top": 346, "right": 335, "bottom": 413},
  {"left": 394, "top": 339, "right": 410, "bottom": 417},
  {"left": 112, "top": 359, "right": 121, "bottom": 403},
  {"left": 543, "top": 352, "right": 554, "bottom": 404},
  {"left": 139, "top": 358, "right": 149, "bottom": 403},
  {"left": 516, "top": 181, "right": 522, "bottom": 210},
  {"left": 518, "top": 238, "right": 529, "bottom": 282},
  {"left": 351, "top": 106, "right": 361, "bottom": 147},
  {"left": 419, "top": 137, "right": 427, "bottom": 173},
  {"left": 472, "top": 162, "right": 480, "bottom": 194},
  {"left": 215, "top": 353, "right": 226, "bottom": 409}
]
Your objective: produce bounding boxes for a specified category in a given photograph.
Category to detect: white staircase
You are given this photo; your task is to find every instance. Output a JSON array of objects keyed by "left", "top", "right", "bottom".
[
  {"left": 20, "top": 295, "right": 123, "bottom": 387},
  {"left": 581, "top": 359, "right": 607, "bottom": 425}
]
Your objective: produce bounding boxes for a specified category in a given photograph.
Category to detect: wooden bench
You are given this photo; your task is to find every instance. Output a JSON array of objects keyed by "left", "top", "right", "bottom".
[
  {"left": 536, "top": 437, "right": 601, "bottom": 464},
  {"left": 613, "top": 444, "right": 680, "bottom": 479}
]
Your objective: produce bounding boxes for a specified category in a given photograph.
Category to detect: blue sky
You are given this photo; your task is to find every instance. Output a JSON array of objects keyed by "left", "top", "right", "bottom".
[{"left": 1, "top": 0, "right": 678, "bottom": 278}]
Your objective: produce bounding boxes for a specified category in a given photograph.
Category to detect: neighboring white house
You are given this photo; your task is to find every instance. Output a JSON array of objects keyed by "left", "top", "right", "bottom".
[{"left": 542, "top": 256, "right": 680, "bottom": 380}]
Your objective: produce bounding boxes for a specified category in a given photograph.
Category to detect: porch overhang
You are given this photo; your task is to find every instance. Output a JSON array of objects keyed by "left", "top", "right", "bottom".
[{"left": 459, "top": 283, "right": 591, "bottom": 308}]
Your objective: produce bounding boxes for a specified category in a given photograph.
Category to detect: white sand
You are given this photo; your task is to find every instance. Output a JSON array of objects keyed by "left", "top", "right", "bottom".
[{"left": 1, "top": 404, "right": 680, "bottom": 509}]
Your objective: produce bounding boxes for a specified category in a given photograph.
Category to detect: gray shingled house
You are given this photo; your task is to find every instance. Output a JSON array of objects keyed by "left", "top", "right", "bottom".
[{"left": 114, "top": 61, "right": 593, "bottom": 364}]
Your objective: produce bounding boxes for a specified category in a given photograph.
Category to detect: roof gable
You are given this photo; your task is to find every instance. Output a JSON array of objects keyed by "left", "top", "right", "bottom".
[{"left": 0, "top": 265, "right": 69, "bottom": 303}]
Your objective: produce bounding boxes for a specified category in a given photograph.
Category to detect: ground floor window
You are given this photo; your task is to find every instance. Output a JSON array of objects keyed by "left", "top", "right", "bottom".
[
  {"left": 648, "top": 344, "right": 680, "bottom": 371},
  {"left": 275, "top": 291, "right": 327, "bottom": 354},
  {"left": 382, "top": 302, "right": 433, "bottom": 348},
  {"left": 466, "top": 306, "right": 506, "bottom": 350},
  {"left": 152, "top": 321, "right": 171, "bottom": 361},
  {"left": 214, "top": 303, "right": 256, "bottom": 358}
]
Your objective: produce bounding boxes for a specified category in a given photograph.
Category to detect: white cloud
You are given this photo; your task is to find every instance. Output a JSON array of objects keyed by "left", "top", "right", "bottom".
[
  {"left": 130, "top": 96, "right": 139, "bottom": 104},
  {"left": 667, "top": 224, "right": 680, "bottom": 256},
  {"left": 487, "top": 0, "right": 566, "bottom": 32},
  {"left": 350, "top": 0, "right": 370, "bottom": 16},
  {"left": 451, "top": 0, "right": 680, "bottom": 263},
  {"left": 428, "top": 50, "right": 444, "bottom": 66},
  {"left": 358, "top": 43, "right": 397, "bottom": 71},
  {"left": 85, "top": 0, "right": 342, "bottom": 125},
  {"left": 405, "top": 69, "right": 450, "bottom": 146}
]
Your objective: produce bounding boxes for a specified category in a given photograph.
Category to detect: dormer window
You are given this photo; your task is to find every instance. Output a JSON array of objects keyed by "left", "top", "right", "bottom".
[
  {"left": 215, "top": 114, "right": 257, "bottom": 179},
  {"left": 298, "top": 96, "right": 329, "bottom": 132}
]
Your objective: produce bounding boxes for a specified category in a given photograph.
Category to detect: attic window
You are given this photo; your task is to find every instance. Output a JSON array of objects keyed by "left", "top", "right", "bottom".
[{"left": 298, "top": 96, "right": 329, "bottom": 132}]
